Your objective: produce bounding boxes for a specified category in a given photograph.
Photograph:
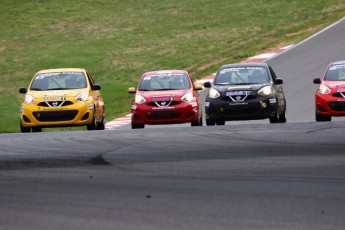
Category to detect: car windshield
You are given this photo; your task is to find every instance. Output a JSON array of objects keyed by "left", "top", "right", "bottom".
[
  {"left": 325, "top": 65, "right": 345, "bottom": 81},
  {"left": 30, "top": 72, "right": 87, "bottom": 90},
  {"left": 139, "top": 73, "right": 191, "bottom": 91},
  {"left": 214, "top": 66, "right": 270, "bottom": 85}
]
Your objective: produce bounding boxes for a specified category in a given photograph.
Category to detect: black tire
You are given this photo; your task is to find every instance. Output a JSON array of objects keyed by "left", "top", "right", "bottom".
[
  {"left": 269, "top": 113, "right": 279, "bottom": 123},
  {"left": 131, "top": 121, "right": 144, "bottom": 129},
  {"left": 206, "top": 117, "right": 216, "bottom": 126},
  {"left": 20, "top": 122, "right": 31, "bottom": 133},
  {"left": 216, "top": 120, "right": 225, "bottom": 125},
  {"left": 87, "top": 112, "right": 97, "bottom": 130},
  {"left": 191, "top": 116, "right": 203, "bottom": 126},
  {"left": 315, "top": 113, "right": 331, "bottom": 122},
  {"left": 279, "top": 113, "right": 287, "bottom": 123},
  {"left": 32, "top": 127, "right": 42, "bottom": 132},
  {"left": 97, "top": 119, "right": 105, "bottom": 130}
]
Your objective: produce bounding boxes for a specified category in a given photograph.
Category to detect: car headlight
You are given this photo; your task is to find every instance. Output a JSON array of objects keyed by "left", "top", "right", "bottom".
[
  {"left": 208, "top": 88, "right": 220, "bottom": 98},
  {"left": 258, "top": 86, "right": 272, "bottom": 96},
  {"left": 181, "top": 92, "right": 194, "bottom": 102},
  {"left": 24, "top": 94, "right": 36, "bottom": 104},
  {"left": 318, "top": 84, "right": 331, "bottom": 94},
  {"left": 135, "top": 94, "right": 146, "bottom": 104},
  {"left": 75, "top": 91, "right": 90, "bottom": 102}
]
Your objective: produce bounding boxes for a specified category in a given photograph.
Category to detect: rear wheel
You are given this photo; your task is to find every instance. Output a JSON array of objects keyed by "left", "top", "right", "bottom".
[{"left": 315, "top": 113, "right": 331, "bottom": 122}]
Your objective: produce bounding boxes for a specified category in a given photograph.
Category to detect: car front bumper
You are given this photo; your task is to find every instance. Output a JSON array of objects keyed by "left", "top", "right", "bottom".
[
  {"left": 20, "top": 102, "right": 95, "bottom": 128},
  {"left": 205, "top": 96, "right": 278, "bottom": 121},
  {"left": 315, "top": 93, "right": 345, "bottom": 116},
  {"left": 131, "top": 102, "right": 199, "bottom": 125}
]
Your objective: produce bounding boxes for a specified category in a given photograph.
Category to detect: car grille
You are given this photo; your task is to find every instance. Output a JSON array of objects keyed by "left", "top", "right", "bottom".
[
  {"left": 146, "top": 110, "right": 182, "bottom": 120},
  {"left": 328, "top": 101, "right": 345, "bottom": 111},
  {"left": 37, "top": 101, "right": 74, "bottom": 107},
  {"left": 147, "top": 101, "right": 180, "bottom": 107},
  {"left": 33, "top": 110, "right": 79, "bottom": 122},
  {"left": 221, "top": 95, "right": 256, "bottom": 101},
  {"left": 333, "top": 93, "right": 345, "bottom": 98}
]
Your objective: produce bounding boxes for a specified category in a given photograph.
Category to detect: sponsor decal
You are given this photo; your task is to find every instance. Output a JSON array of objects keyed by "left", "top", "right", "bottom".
[
  {"left": 227, "top": 86, "right": 252, "bottom": 90},
  {"left": 269, "top": 98, "right": 277, "bottom": 104},
  {"left": 43, "top": 97, "right": 67, "bottom": 101},
  {"left": 152, "top": 107, "right": 175, "bottom": 110},
  {"left": 153, "top": 97, "right": 174, "bottom": 102},
  {"left": 40, "top": 91, "right": 67, "bottom": 96},
  {"left": 42, "top": 108, "right": 67, "bottom": 111},
  {"left": 226, "top": 91, "right": 249, "bottom": 96}
]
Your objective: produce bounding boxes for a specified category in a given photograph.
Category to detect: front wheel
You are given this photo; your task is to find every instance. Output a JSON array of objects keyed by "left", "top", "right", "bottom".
[
  {"left": 32, "top": 127, "right": 42, "bottom": 132},
  {"left": 269, "top": 113, "right": 279, "bottom": 123},
  {"left": 87, "top": 112, "right": 97, "bottom": 130},
  {"left": 206, "top": 117, "right": 216, "bottom": 126},
  {"left": 191, "top": 116, "right": 203, "bottom": 126},
  {"left": 278, "top": 112, "right": 286, "bottom": 123},
  {"left": 20, "top": 121, "right": 31, "bottom": 133},
  {"left": 131, "top": 121, "right": 144, "bottom": 129},
  {"left": 315, "top": 113, "right": 331, "bottom": 122},
  {"left": 216, "top": 120, "right": 225, "bottom": 125}
]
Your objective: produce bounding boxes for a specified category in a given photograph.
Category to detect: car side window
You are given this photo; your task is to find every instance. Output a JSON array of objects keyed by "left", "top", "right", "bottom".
[
  {"left": 268, "top": 66, "right": 277, "bottom": 81},
  {"left": 86, "top": 73, "right": 95, "bottom": 87}
]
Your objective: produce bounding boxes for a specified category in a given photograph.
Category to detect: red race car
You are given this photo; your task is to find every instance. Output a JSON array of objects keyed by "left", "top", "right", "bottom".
[
  {"left": 313, "top": 60, "right": 345, "bottom": 121},
  {"left": 128, "top": 70, "right": 202, "bottom": 129}
]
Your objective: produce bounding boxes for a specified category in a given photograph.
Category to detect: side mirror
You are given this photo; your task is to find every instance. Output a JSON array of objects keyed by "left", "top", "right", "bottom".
[
  {"left": 313, "top": 78, "right": 321, "bottom": 84},
  {"left": 19, "top": 87, "right": 27, "bottom": 94},
  {"left": 128, "top": 87, "right": 136, "bottom": 93},
  {"left": 274, "top": 78, "right": 283, "bottom": 85},
  {"left": 92, "top": 84, "right": 101, "bottom": 90},
  {"left": 194, "top": 83, "right": 203, "bottom": 91},
  {"left": 204, "top": 81, "right": 212, "bottom": 88}
]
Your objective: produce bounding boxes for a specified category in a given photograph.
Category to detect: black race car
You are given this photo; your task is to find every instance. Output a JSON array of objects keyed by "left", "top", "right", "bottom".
[{"left": 204, "top": 62, "right": 286, "bottom": 125}]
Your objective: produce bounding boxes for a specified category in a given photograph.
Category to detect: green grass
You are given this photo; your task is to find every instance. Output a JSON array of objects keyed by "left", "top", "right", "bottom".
[{"left": 1, "top": 0, "right": 345, "bottom": 132}]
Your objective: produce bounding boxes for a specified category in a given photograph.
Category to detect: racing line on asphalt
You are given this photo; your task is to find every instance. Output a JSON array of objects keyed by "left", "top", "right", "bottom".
[{"left": 104, "top": 45, "right": 292, "bottom": 130}]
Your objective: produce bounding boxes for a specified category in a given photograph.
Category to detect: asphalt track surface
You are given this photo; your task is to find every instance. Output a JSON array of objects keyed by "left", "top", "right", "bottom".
[{"left": 1, "top": 18, "right": 345, "bottom": 230}]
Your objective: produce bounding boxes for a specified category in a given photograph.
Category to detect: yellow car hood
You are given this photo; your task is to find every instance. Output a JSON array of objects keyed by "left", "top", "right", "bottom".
[{"left": 28, "top": 89, "right": 86, "bottom": 99}]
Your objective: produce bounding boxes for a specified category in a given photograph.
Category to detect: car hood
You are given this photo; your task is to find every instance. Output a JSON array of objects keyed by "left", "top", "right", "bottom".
[
  {"left": 28, "top": 89, "right": 87, "bottom": 98},
  {"left": 213, "top": 83, "right": 270, "bottom": 92},
  {"left": 139, "top": 89, "right": 190, "bottom": 98},
  {"left": 323, "top": 81, "right": 345, "bottom": 88}
]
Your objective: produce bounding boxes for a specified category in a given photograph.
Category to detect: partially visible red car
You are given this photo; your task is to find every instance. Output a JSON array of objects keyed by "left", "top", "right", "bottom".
[
  {"left": 313, "top": 60, "right": 345, "bottom": 121},
  {"left": 128, "top": 70, "right": 202, "bottom": 129}
]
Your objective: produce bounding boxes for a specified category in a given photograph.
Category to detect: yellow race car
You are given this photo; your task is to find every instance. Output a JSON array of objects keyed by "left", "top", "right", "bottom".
[{"left": 19, "top": 68, "right": 105, "bottom": 132}]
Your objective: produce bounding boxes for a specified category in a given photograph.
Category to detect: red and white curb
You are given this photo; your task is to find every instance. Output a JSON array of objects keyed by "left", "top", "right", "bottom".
[
  {"left": 105, "top": 114, "right": 132, "bottom": 129},
  {"left": 105, "top": 45, "right": 292, "bottom": 130}
]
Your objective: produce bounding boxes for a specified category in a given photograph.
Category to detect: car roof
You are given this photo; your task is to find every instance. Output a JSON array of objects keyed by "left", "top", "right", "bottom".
[
  {"left": 219, "top": 62, "right": 269, "bottom": 69},
  {"left": 143, "top": 70, "right": 188, "bottom": 75},
  {"left": 35, "top": 68, "right": 86, "bottom": 74}
]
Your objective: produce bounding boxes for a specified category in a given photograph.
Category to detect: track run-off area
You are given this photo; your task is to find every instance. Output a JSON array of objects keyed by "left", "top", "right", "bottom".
[{"left": 1, "top": 17, "right": 345, "bottom": 230}]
